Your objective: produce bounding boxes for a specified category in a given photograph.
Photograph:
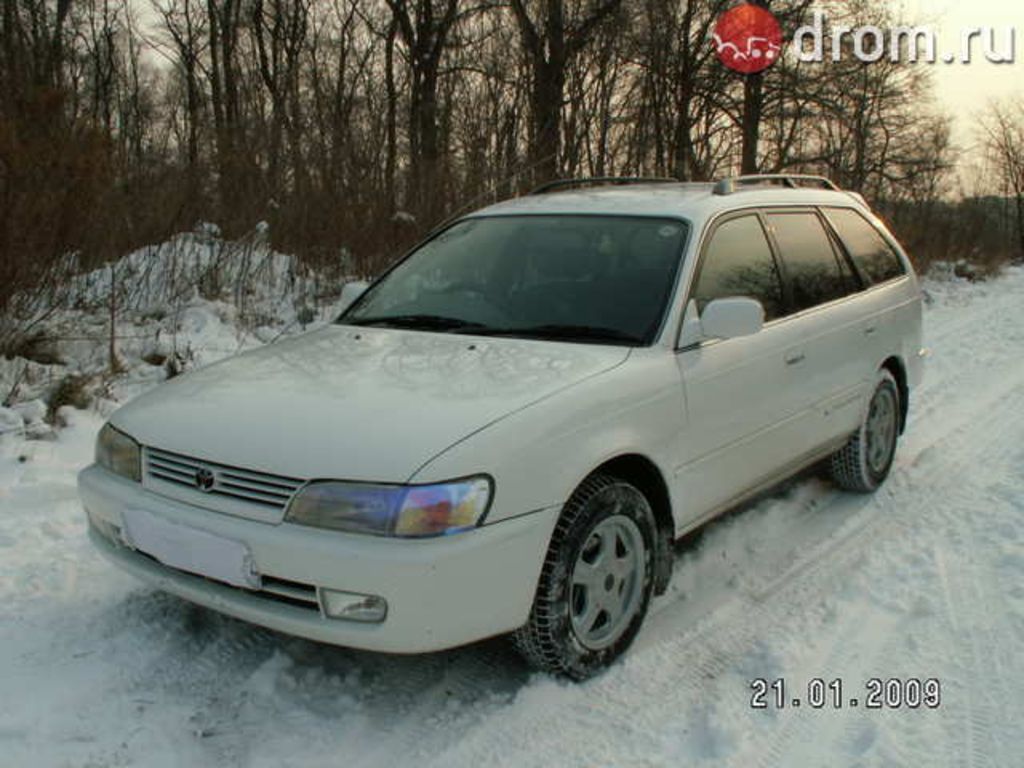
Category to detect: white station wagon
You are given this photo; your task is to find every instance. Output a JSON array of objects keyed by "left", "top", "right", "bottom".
[{"left": 80, "top": 175, "right": 925, "bottom": 678}]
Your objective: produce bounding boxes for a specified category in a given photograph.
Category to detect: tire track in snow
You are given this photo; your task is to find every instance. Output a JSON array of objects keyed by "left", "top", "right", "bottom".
[
  {"left": 649, "top": 352, "right": 1024, "bottom": 766},
  {"left": 728, "top": 368, "right": 1024, "bottom": 766},
  {"left": 109, "top": 596, "right": 277, "bottom": 698},
  {"left": 741, "top": 370, "right": 1024, "bottom": 768},
  {"left": 930, "top": 481, "right": 1024, "bottom": 768},
  {"left": 288, "top": 640, "right": 528, "bottom": 768}
]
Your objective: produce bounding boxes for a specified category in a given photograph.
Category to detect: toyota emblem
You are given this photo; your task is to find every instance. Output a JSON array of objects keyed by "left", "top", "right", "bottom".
[{"left": 195, "top": 466, "right": 216, "bottom": 492}]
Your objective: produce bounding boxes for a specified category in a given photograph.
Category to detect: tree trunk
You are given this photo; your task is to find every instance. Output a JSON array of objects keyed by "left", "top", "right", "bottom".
[
  {"left": 740, "top": 72, "right": 763, "bottom": 175},
  {"left": 672, "top": 83, "right": 696, "bottom": 181},
  {"left": 207, "top": 0, "right": 229, "bottom": 212},
  {"left": 410, "top": 62, "right": 441, "bottom": 218},
  {"left": 384, "top": 18, "right": 398, "bottom": 216},
  {"left": 740, "top": 0, "right": 779, "bottom": 176},
  {"left": 388, "top": 0, "right": 459, "bottom": 222},
  {"left": 530, "top": 58, "right": 564, "bottom": 183},
  {"left": 512, "top": 0, "right": 621, "bottom": 185},
  {"left": 1016, "top": 193, "right": 1024, "bottom": 262}
]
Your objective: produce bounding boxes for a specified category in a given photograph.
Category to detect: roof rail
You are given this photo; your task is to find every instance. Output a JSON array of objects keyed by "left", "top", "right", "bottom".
[
  {"left": 528, "top": 177, "right": 680, "bottom": 195},
  {"left": 713, "top": 174, "right": 840, "bottom": 196}
]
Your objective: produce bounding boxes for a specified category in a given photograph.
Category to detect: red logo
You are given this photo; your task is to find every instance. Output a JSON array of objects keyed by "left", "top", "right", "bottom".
[{"left": 713, "top": 3, "right": 783, "bottom": 74}]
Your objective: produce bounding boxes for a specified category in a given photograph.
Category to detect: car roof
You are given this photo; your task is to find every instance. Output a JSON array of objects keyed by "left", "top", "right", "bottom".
[{"left": 467, "top": 183, "right": 871, "bottom": 226}]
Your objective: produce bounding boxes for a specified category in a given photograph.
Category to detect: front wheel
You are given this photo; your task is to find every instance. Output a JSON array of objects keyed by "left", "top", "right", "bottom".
[
  {"left": 512, "top": 474, "right": 656, "bottom": 680},
  {"left": 830, "top": 369, "right": 901, "bottom": 493}
]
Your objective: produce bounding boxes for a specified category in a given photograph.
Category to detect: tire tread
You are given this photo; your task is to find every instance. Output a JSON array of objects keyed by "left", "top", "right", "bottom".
[
  {"left": 512, "top": 474, "right": 648, "bottom": 679},
  {"left": 830, "top": 370, "right": 899, "bottom": 493}
]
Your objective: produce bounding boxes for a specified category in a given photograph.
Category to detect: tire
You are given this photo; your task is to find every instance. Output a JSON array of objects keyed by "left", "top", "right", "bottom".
[
  {"left": 830, "top": 369, "right": 901, "bottom": 493},
  {"left": 512, "top": 473, "right": 656, "bottom": 680}
]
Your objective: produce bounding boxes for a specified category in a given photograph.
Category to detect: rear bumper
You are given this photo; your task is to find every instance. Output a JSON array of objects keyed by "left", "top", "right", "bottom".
[{"left": 79, "top": 464, "right": 559, "bottom": 653}]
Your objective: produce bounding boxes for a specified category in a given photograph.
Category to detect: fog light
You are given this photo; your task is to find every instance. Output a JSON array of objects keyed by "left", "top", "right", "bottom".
[{"left": 320, "top": 589, "right": 388, "bottom": 623}]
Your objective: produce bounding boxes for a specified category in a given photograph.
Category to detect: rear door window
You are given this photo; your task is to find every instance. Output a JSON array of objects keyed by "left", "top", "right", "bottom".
[
  {"left": 824, "top": 208, "right": 907, "bottom": 285},
  {"left": 767, "top": 211, "right": 852, "bottom": 313},
  {"left": 693, "top": 214, "right": 785, "bottom": 321}
]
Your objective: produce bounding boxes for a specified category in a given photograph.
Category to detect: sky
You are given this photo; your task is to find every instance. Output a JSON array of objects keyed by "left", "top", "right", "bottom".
[{"left": 900, "top": 0, "right": 1022, "bottom": 155}]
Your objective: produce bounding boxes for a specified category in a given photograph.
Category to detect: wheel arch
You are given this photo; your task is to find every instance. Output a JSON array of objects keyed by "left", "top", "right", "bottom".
[
  {"left": 880, "top": 356, "right": 909, "bottom": 434},
  {"left": 588, "top": 453, "right": 675, "bottom": 596}
]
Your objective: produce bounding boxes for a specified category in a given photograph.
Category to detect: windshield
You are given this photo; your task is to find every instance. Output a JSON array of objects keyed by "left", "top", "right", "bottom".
[{"left": 339, "top": 215, "right": 690, "bottom": 346}]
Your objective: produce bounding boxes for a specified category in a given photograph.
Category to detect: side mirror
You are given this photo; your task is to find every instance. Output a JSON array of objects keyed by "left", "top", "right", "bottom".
[
  {"left": 700, "top": 297, "right": 765, "bottom": 340},
  {"left": 337, "top": 281, "right": 369, "bottom": 313}
]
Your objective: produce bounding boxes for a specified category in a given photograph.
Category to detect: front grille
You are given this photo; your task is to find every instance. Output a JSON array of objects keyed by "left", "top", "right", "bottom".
[{"left": 146, "top": 447, "right": 305, "bottom": 511}]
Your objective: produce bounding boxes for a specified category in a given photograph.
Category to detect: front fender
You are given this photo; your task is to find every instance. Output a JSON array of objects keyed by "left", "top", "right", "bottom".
[{"left": 408, "top": 350, "right": 685, "bottom": 527}]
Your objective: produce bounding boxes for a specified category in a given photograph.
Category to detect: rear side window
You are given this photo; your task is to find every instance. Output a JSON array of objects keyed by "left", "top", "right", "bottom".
[
  {"left": 767, "top": 212, "right": 850, "bottom": 313},
  {"left": 825, "top": 208, "right": 906, "bottom": 285},
  {"left": 694, "top": 215, "right": 784, "bottom": 321}
]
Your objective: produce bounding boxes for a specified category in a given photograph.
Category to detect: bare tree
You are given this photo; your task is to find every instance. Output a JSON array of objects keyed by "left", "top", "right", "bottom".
[
  {"left": 386, "top": 0, "right": 465, "bottom": 219},
  {"left": 981, "top": 101, "right": 1024, "bottom": 262},
  {"left": 151, "top": 0, "right": 209, "bottom": 207},
  {"left": 509, "top": 0, "right": 621, "bottom": 184},
  {"left": 2, "top": 0, "right": 1012, "bottom": 352}
]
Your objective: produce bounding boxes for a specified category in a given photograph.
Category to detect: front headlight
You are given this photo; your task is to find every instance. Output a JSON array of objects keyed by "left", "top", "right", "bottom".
[
  {"left": 285, "top": 476, "right": 492, "bottom": 538},
  {"left": 96, "top": 424, "right": 142, "bottom": 482}
]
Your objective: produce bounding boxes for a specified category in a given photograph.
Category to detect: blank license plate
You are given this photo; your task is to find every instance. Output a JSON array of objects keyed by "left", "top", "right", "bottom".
[{"left": 121, "top": 507, "right": 259, "bottom": 589}]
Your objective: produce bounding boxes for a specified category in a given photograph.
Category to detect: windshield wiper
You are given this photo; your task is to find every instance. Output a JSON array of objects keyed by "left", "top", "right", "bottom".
[
  {"left": 458, "top": 324, "right": 643, "bottom": 346},
  {"left": 344, "top": 314, "right": 487, "bottom": 332}
]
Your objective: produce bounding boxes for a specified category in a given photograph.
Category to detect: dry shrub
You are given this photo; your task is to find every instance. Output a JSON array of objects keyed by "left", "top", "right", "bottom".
[{"left": 46, "top": 374, "right": 93, "bottom": 424}]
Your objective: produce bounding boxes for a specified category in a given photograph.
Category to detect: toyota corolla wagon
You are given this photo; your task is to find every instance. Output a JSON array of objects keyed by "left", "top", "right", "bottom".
[{"left": 79, "top": 175, "right": 925, "bottom": 678}]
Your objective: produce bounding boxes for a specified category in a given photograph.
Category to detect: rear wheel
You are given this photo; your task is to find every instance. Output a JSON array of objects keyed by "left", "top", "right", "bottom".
[
  {"left": 830, "top": 369, "right": 900, "bottom": 492},
  {"left": 512, "top": 474, "right": 656, "bottom": 680}
]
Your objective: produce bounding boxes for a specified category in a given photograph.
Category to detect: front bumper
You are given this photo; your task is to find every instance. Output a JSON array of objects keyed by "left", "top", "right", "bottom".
[{"left": 79, "top": 464, "right": 559, "bottom": 653}]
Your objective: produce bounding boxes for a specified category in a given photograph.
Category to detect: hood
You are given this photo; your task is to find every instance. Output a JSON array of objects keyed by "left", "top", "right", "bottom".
[{"left": 112, "top": 325, "right": 630, "bottom": 480}]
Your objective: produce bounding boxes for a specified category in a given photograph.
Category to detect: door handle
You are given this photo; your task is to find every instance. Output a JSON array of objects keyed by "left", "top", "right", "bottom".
[
  {"left": 785, "top": 352, "right": 806, "bottom": 366},
  {"left": 864, "top": 326, "right": 877, "bottom": 336}
]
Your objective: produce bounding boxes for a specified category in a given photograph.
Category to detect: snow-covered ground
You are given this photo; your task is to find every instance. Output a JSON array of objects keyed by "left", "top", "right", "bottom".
[
  {"left": 1, "top": 266, "right": 1023, "bottom": 767},
  {"left": 0, "top": 227, "right": 341, "bottom": 436}
]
